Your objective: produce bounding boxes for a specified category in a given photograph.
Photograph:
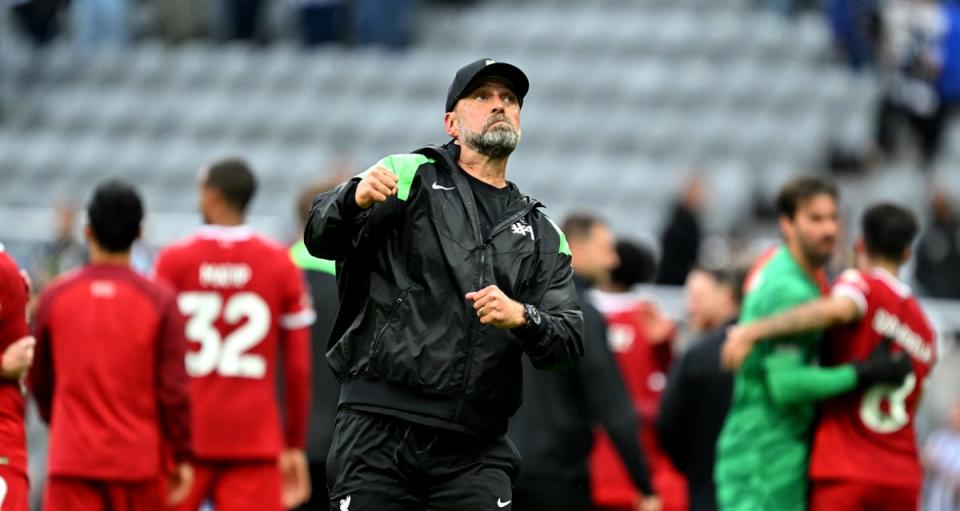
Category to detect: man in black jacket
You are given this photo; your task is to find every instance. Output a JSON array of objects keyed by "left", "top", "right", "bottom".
[
  {"left": 510, "top": 213, "right": 660, "bottom": 511},
  {"left": 656, "top": 266, "right": 744, "bottom": 511},
  {"left": 305, "top": 59, "right": 584, "bottom": 511}
]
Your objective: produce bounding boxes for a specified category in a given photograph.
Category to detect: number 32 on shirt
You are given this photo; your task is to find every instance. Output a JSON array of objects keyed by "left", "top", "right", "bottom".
[{"left": 178, "top": 291, "right": 270, "bottom": 379}]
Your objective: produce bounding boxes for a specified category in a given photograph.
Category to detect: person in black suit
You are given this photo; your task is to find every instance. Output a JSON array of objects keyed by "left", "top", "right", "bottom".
[{"left": 656, "top": 266, "right": 745, "bottom": 511}]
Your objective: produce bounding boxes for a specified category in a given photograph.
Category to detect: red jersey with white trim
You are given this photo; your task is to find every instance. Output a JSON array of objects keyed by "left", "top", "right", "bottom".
[
  {"left": 809, "top": 268, "right": 937, "bottom": 489},
  {"left": 155, "top": 225, "right": 314, "bottom": 460},
  {"left": 588, "top": 291, "right": 686, "bottom": 510},
  {"left": 0, "top": 248, "right": 29, "bottom": 477}
]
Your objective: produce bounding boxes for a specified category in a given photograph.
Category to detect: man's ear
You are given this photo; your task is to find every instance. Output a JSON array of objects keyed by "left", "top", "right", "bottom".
[
  {"left": 444, "top": 111, "right": 458, "bottom": 139},
  {"left": 778, "top": 215, "right": 793, "bottom": 243}
]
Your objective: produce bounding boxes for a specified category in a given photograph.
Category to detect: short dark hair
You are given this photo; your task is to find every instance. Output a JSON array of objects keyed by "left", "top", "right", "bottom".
[
  {"left": 562, "top": 212, "right": 605, "bottom": 242},
  {"left": 204, "top": 158, "right": 257, "bottom": 213},
  {"left": 87, "top": 180, "right": 143, "bottom": 252},
  {"left": 776, "top": 176, "right": 839, "bottom": 219},
  {"left": 610, "top": 240, "right": 658, "bottom": 288},
  {"left": 695, "top": 265, "right": 749, "bottom": 305},
  {"left": 862, "top": 202, "right": 918, "bottom": 262}
]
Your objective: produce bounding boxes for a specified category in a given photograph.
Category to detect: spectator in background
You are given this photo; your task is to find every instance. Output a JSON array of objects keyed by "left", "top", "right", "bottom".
[
  {"left": 292, "top": 0, "right": 343, "bottom": 47},
  {"left": 925, "top": 398, "right": 960, "bottom": 510},
  {"left": 290, "top": 182, "right": 340, "bottom": 511},
  {"left": 824, "top": 0, "right": 879, "bottom": 69},
  {"left": 590, "top": 240, "right": 685, "bottom": 511},
  {"left": 656, "top": 176, "right": 703, "bottom": 286},
  {"left": 350, "top": 0, "right": 416, "bottom": 48},
  {"left": 11, "top": 0, "right": 62, "bottom": 46},
  {"left": 70, "top": 0, "right": 129, "bottom": 49},
  {"left": 510, "top": 214, "right": 660, "bottom": 511},
  {"left": 223, "top": 0, "right": 265, "bottom": 42},
  {"left": 914, "top": 190, "right": 960, "bottom": 298},
  {"left": 683, "top": 266, "right": 736, "bottom": 334},
  {"left": 29, "top": 199, "right": 88, "bottom": 293},
  {"left": 873, "top": 0, "right": 950, "bottom": 168},
  {"left": 155, "top": 0, "right": 210, "bottom": 44},
  {"left": 656, "top": 266, "right": 744, "bottom": 511}
]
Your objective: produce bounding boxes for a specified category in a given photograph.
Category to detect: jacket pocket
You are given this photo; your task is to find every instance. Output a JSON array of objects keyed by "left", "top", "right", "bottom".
[{"left": 368, "top": 289, "right": 409, "bottom": 367}]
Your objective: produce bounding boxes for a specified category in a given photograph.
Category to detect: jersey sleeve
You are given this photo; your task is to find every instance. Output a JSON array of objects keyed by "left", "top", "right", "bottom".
[
  {"left": 278, "top": 255, "right": 313, "bottom": 449},
  {"left": 279, "top": 258, "right": 316, "bottom": 331},
  {"left": 155, "top": 290, "right": 193, "bottom": 463},
  {"left": 830, "top": 269, "right": 868, "bottom": 317},
  {"left": 0, "top": 260, "right": 29, "bottom": 348},
  {"left": 29, "top": 290, "right": 56, "bottom": 423}
]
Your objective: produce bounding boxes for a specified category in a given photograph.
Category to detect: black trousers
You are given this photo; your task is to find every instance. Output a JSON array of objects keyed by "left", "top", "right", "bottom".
[
  {"left": 295, "top": 462, "right": 330, "bottom": 510},
  {"left": 512, "top": 481, "right": 591, "bottom": 511},
  {"left": 326, "top": 409, "right": 520, "bottom": 511}
]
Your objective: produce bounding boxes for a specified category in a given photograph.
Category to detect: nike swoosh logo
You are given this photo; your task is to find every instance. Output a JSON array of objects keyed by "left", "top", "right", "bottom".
[
  {"left": 432, "top": 182, "right": 455, "bottom": 191},
  {"left": 497, "top": 499, "right": 511, "bottom": 508}
]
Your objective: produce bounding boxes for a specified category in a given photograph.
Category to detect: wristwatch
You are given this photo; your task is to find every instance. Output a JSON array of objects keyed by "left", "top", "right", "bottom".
[{"left": 522, "top": 304, "right": 541, "bottom": 327}]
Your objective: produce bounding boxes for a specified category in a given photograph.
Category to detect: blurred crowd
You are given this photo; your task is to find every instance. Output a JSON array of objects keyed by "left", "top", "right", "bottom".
[
  {"left": 8, "top": 0, "right": 476, "bottom": 50},
  {"left": 792, "top": 0, "right": 960, "bottom": 171}
]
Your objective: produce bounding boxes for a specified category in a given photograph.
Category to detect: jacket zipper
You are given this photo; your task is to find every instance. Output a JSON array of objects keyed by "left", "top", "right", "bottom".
[
  {"left": 453, "top": 201, "right": 541, "bottom": 420},
  {"left": 369, "top": 290, "right": 407, "bottom": 374}
]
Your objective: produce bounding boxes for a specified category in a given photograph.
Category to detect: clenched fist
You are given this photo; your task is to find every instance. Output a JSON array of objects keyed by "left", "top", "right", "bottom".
[
  {"left": 465, "top": 285, "right": 525, "bottom": 329},
  {"left": 355, "top": 165, "right": 398, "bottom": 209}
]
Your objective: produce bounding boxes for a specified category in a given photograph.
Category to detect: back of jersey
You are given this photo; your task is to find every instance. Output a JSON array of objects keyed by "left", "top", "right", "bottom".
[
  {"left": 810, "top": 268, "right": 937, "bottom": 489},
  {"left": 155, "top": 226, "right": 312, "bottom": 460},
  {"left": 32, "top": 265, "right": 182, "bottom": 480}
]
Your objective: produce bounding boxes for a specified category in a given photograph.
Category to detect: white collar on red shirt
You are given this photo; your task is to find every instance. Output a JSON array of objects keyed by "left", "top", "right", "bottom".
[
  {"left": 870, "top": 266, "right": 912, "bottom": 299},
  {"left": 195, "top": 224, "right": 254, "bottom": 242}
]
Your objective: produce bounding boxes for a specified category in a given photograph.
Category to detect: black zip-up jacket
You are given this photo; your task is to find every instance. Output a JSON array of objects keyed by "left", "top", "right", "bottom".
[{"left": 304, "top": 142, "right": 584, "bottom": 436}]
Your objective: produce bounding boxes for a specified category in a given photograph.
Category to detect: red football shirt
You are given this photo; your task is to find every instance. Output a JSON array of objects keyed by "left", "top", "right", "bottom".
[
  {"left": 0, "top": 248, "right": 29, "bottom": 477},
  {"left": 809, "top": 268, "right": 937, "bottom": 490},
  {"left": 589, "top": 291, "right": 686, "bottom": 510},
  {"left": 30, "top": 264, "right": 192, "bottom": 480},
  {"left": 154, "top": 225, "right": 314, "bottom": 460}
]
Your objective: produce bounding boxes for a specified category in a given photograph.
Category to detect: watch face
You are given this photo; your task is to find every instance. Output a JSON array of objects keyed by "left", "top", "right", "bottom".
[{"left": 526, "top": 305, "right": 541, "bottom": 325}]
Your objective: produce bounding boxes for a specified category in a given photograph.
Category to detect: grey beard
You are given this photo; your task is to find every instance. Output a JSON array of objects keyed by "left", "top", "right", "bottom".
[{"left": 461, "top": 124, "right": 521, "bottom": 159}]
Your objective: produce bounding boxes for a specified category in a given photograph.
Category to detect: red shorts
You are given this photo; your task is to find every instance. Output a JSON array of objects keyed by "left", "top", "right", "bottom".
[
  {"left": 809, "top": 479, "right": 919, "bottom": 511},
  {"left": 43, "top": 476, "right": 165, "bottom": 511},
  {"left": 0, "top": 467, "right": 28, "bottom": 511},
  {"left": 169, "top": 460, "right": 281, "bottom": 511}
]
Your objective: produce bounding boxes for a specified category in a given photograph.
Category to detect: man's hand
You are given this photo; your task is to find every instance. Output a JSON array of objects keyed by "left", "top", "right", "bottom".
[
  {"left": 354, "top": 165, "right": 398, "bottom": 209},
  {"left": 853, "top": 338, "right": 912, "bottom": 388},
  {"left": 279, "top": 448, "right": 311, "bottom": 508},
  {"left": 721, "top": 325, "right": 758, "bottom": 371},
  {"left": 465, "top": 286, "right": 525, "bottom": 329},
  {"left": 635, "top": 495, "right": 662, "bottom": 511},
  {"left": 166, "top": 462, "right": 194, "bottom": 505},
  {"left": 1, "top": 336, "right": 35, "bottom": 379}
]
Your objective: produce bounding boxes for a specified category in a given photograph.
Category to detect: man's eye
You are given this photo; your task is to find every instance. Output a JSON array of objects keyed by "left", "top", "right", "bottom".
[{"left": 475, "top": 94, "right": 487, "bottom": 100}]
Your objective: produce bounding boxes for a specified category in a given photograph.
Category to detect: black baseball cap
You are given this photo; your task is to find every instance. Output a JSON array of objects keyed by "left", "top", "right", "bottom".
[{"left": 445, "top": 58, "right": 529, "bottom": 113}]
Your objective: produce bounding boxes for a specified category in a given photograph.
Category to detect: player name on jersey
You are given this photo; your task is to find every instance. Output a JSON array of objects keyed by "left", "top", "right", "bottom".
[
  {"left": 199, "top": 263, "right": 252, "bottom": 289},
  {"left": 873, "top": 309, "right": 934, "bottom": 364}
]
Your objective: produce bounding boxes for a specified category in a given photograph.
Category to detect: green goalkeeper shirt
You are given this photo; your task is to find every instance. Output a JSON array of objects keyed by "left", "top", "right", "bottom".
[{"left": 714, "top": 246, "right": 858, "bottom": 511}]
